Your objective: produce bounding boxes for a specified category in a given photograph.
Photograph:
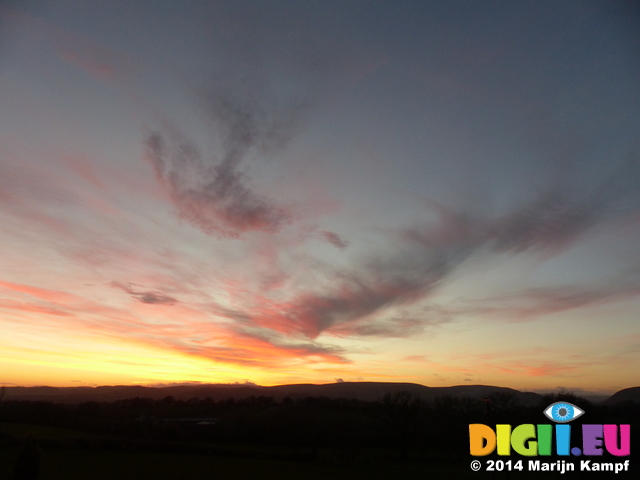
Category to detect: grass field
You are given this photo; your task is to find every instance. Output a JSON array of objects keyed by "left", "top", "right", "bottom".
[
  {"left": 0, "top": 446, "right": 536, "bottom": 480},
  {"left": 0, "top": 422, "right": 469, "bottom": 479},
  {"left": 0, "top": 423, "right": 631, "bottom": 479},
  {"left": 1, "top": 422, "right": 109, "bottom": 442}
]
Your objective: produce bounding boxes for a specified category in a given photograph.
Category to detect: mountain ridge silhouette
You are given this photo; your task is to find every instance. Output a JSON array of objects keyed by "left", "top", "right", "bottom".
[{"left": 2, "top": 382, "right": 630, "bottom": 405}]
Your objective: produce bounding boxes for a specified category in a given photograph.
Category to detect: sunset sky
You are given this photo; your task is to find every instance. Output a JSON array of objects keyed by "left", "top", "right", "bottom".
[{"left": 1, "top": 0, "right": 639, "bottom": 394}]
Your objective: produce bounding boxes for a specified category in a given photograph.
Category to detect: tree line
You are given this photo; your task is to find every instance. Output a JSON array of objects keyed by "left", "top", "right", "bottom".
[{"left": 1, "top": 391, "right": 638, "bottom": 464}]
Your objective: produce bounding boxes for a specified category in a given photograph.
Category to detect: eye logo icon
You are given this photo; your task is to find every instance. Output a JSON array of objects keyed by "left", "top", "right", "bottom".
[{"left": 543, "top": 402, "right": 584, "bottom": 423}]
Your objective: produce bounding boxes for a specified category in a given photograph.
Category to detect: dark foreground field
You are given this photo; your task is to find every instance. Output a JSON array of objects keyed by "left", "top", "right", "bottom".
[
  {"left": 0, "top": 441, "right": 471, "bottom": 480},
  {"left": 0, "top": 422, "right": 476, "bottom": 480},
  {"left": 3, "top": 429, "right": 626, "bottom": 480},
  {"left": 1, "top": 437, "right": 633, "bottom": 479},
  {"left": 1, "top": 390, "right": 637, "bottom": 479}
]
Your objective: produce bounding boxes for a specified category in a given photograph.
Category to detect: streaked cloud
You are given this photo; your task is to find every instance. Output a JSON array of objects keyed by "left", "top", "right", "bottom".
[
  {"left": 1, "top": 0, "right": 639, "bottom": 389},
  {"left": 111, "top": 281, "right": 178, "bottom": 305},
  {"left": 145, "top": 129, "right": 292, "bottom": 237},
  {"left": 447, "top": 282, "right": 640, "bottom": 322},
  {"left": 321, "top": 230, "right": 349, "bottom": 249}
]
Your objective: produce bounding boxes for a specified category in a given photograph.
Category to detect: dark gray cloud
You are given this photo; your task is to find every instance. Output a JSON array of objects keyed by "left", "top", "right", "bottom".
[
  {"left": 321, "top": 231, "right": 349, "bottom": 249},
  {"left": 446, "top": 282, "right": 640, "bottom": 322},
  {"left": 145, "top": 126, "right": 293, "bottom": 238},
  {"left": 488, "top": 155, "right": 640, "bottom": 253},
  {"left": 143, "top": 1, "right": 385, "bottom": 239},
  {"left": 111, "top": 281, "right": 177, "bottom": 305},
  {"left": 143, "top": 11, "right": 314, "bottom": 239},
  {"left": 406, "top": 154, "right": 640, "bottom": 256},
  {"left": 234, "top": 155, "right": 640, "bottom": 339},
  {"left": 238, "top": 225, "right": 476, "bottom": 338},
  {"left": 330, "top": 306, "right": 451, "bottom": 338},
  {"left": 142, "top": 2, "right": 640, "bottom": 346}
]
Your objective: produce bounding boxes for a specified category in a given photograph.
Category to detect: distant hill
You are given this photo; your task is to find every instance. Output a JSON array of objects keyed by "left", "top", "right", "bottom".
[
  {"left": 577, "top": 394, "right": 608, "bottom": 404},
  {"left": 603, "top": 386, "right": 640, "bottom": 405},
  {"left": 2, "top": 382, "right": 544, "bottom": 406}
]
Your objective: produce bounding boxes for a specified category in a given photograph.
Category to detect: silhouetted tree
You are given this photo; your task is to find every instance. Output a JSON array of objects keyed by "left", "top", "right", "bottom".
[
  {"left": 488, "top": 392, "right": 520, "bottom": 422},
  {"left": 381, "top": 391, "right": 425, "bottom": 459},
  {"left": 539, "top": 392, "right": 591, "bottom": 410},
  {"left": 0, "top": 386, "right": 5, "bottom": 433},
  {"left": 433, "top": 396, "right": 483, "bottom": 459}
]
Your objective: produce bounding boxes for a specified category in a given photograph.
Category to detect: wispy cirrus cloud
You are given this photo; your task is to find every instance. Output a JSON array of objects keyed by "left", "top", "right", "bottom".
[
  {"left": 0, "top": 299, "right": 73, "bottom": 317},
  {"left": 418, "top": 351, "right": 591, "bottom": 379},
  {"left": 320, "top": 230, "right": 349, "bottom": 249},
  {"left": 488, "top": 361, "right": 582, "bottom": 378},
  {"left": 142, "top": 2, "right": 383, "bottom": 241},
  {"left": 446, "top": 282, "right": 640, "bottom": 322},
  {"left": 144, "top": 336, "right": 347, "bottom": 368},
  {"left": 145, "top": 127, "right": 293, "bottom": 238},
  {"left": 2, "top": 0, "right": 639, "bottom": 390},
  {"left": 221, "top": 222, "right": 477, "bottom": 338},
  {"left": 111, "top": 281, "right": 178, "bottom": 305},
  {"left": 0, "top": 277, "right": 350, "bottom": 369},
  {"left": 216, "top": 158, "right": 640, "bottom": 340},
  {"left": 1, "top": 7, "right": 135, "bottom": 83},
  {"left": 3, "top": 141, "right": 639, "bottom": 370}
]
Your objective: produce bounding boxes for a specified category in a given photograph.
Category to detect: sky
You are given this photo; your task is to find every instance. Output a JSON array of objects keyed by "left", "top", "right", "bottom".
[{"left": 0, "top": 0, "right": 639, "bottom": 394}]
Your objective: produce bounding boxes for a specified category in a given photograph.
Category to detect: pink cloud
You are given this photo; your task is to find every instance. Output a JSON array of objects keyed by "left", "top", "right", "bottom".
[
  {"left": 0, "top": 280, "right": 84, "bottom": 304},
  {"left": 145, "top": 131, "right": 293, "bottom": 238},
  {"left": 3, "top": 8, "right": 135, "bottom": 84},
  {"left": 0, "top": 275, "right": 351, "bottom": 369},
  {"left": 0, "top": 299, "right": 73, "bottom": 317},
  {"left": 449, "top": 283, "right": 640, "bottom": 322}
]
